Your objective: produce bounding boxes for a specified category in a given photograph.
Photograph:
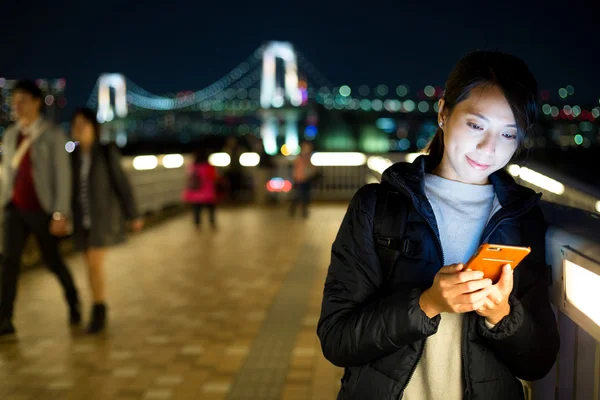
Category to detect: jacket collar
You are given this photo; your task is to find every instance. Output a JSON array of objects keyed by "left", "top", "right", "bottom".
[
  {"left": 17, "top": 117, "right": 45, "bottom": 136},
  {"left": 10, "top": 118, "right": 52, "bottom": 169},
  {"left": 381, "top": 154, "right": 541, "bottom": 215}
]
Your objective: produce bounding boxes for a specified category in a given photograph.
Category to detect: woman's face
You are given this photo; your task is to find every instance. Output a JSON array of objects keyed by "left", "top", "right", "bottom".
[
  {"left": 71, "top": 114, "right": 96, "bottom": 147},
  {"left": 436, "top": 84, "right": 519, "bottom": 185}
]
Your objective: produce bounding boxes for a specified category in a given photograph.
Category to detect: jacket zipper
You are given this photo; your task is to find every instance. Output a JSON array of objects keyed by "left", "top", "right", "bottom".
[
  {"left": 460, "top": 214, "right": 516, "bottom": 400},
  {"left": 391, "top": 181, "right": 537, "bottom": 400},
  {"left": 394, "top": 182, "right": 445, "bottom": 398},
  {"left": 399, "top": 338, "right": 426, "bottom": 398},
  {"left": 481, "top": 212, "right": 526, "bottom": 244},
  {"left": 480, "top": 192, "right": 540, "bottom": 244},
  {"left": 461, "top": 314, "right": 471, "bottom": 400},
  {"left": 461, "top": 204, "right": 537, "bottom": 400},
  {"left": 461, "top": 216, "right": 513, "bottom": 400}
]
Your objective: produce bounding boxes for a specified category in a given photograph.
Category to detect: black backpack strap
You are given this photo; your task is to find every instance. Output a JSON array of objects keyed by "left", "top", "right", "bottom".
[{"left": 373, "top": 183, "right": 418, "bottom": 284}]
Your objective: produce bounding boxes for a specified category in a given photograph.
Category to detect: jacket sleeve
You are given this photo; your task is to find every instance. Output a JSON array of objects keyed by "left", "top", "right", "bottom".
[
  {"left": 51, "top": 127, "right": 72, "bottom": 215},
  {"left": 105, "top": 145, "right": 139, "bottom": 220},
  {"left": 317, "top": 184, "right": 441, "bottom": 368},
  {"left": 0, "top": 126, "right": 16, "bottom": 207},
  {"left": 477, "top": 205, "right": 560, "bottom": 381}
]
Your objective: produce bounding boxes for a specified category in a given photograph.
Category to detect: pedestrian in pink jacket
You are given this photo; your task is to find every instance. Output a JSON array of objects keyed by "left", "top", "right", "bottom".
[{"left": 183, "top": 149, "right": 218, "bottom": 229}]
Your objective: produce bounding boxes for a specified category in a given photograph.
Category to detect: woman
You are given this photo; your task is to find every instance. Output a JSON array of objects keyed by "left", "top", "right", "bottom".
[
  {"left": 183, "top": 148, "right": 218, "bottom": 229},
  {"left": 70, "top": 108, "right": 143, "bottom": 334},
  {"left": 317, "top": 51, "right": 560, "bottom": 400},
  {"left": 290, "top": 141, "right": 317, "bottom": 218}
]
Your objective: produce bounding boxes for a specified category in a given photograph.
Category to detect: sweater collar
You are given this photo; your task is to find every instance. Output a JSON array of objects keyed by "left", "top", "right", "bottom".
[{"left": 381, "top": 155, "right": 540, "bottom": 214}]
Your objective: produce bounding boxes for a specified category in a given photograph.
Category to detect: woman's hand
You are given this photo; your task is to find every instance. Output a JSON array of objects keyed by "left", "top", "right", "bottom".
[
  {"left": 49, "top": 217, "right": 69, "bottom": 237},
  {"left": 475, "top": 264, "right": 513, "bottom": 325},
  {"left": 419, "top": 263, "right": 494, "bottom": 318}
]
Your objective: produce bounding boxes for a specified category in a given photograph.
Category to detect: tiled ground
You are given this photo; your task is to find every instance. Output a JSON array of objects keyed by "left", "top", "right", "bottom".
[{"left": 0, "top": 204, "right": 346, "bottom": 400}]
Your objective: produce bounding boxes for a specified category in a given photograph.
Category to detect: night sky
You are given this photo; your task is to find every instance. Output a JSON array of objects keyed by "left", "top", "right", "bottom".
[{"left": 3, "top": 0, "right": 599, "bottom": 118}]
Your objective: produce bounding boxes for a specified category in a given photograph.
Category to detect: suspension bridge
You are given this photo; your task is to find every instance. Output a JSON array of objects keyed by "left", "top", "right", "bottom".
[{"left": 85, "top": 41, "right": 600, "bottom": 156}]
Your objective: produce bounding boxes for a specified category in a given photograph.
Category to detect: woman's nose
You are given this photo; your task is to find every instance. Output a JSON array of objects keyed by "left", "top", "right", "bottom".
[{"left": 477, "top": 132, "right": 497, "bottom": 155}]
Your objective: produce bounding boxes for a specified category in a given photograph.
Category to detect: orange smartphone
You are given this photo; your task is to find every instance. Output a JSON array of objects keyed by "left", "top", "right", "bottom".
[{"left": 465, "top": 244, "right": 531, "bottom": 283}]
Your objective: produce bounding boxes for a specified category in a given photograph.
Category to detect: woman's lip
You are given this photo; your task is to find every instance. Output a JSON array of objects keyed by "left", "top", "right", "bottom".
[{"left": 466, "top": 156, "right": 491, "bottom": 170}]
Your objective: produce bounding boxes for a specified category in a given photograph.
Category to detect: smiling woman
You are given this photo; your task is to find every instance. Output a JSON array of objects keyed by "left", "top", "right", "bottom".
[
  {"left": 317, "top": 51, "right": 559, "bottom": 400},
  {"left": 427, "top": 52, "right": 539, "bottom": 185}
]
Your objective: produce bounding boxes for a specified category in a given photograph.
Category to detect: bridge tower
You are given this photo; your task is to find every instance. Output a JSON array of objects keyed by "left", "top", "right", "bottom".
[
  {"left": 96, "top": 74, "right": 128, "bottom": 123},
  {"left": 259, "top": 41, "right": 303, "bottom": 155}
]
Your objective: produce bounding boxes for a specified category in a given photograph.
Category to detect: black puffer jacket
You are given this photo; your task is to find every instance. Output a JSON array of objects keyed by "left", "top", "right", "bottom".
[{"left": 317, "top": 155, "right": 560, "bottom": 400}]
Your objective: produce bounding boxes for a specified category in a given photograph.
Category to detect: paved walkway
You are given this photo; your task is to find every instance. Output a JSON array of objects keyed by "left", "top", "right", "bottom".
[{"left": 0, "top": 204, "right": 346, "bottom": 400}]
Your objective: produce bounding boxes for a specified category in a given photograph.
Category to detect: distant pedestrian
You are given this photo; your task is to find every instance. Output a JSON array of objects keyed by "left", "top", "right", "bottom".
[
  {"left": 290, "top": 141, "right": 317, "bottom": 218},
  {"left": 183, "top": 148, "right": 218, "bottom": 229}
]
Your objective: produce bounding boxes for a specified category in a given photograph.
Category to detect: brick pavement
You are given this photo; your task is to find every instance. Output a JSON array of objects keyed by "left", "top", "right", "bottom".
[{"left": 0, "top": 205, "right": 346, "bottom": 400}]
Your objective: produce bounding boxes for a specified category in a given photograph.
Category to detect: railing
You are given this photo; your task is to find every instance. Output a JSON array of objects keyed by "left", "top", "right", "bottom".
[
  {"left": 531, "top": 202, "right": 600, "bottom": 400},
  {"left": 122, "top": 154, "right": 192, "bottom": 213}
]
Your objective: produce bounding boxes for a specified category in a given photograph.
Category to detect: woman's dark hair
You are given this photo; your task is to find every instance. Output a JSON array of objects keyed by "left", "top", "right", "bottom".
[
  {"left": 71, "top": 107, "right": 101, "bottom": 141},
  {"left": 426, "top": 51, "right": 538, "bottom": 167}
]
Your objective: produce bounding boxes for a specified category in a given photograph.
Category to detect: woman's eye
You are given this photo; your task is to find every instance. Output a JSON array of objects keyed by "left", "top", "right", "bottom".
[
  {"left": 503, "top": 133, "right": 517, "bottom": 140},
  {"left": 467, "top": 122, "right": 483, "bottom": 130}
]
